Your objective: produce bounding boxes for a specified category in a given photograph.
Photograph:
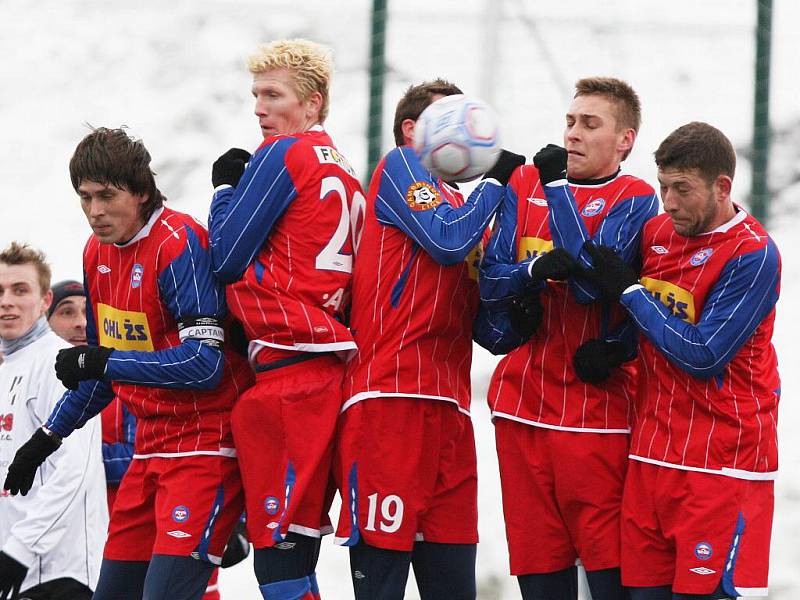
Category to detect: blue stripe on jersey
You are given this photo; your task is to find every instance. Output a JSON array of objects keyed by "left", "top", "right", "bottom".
[
  {"left": 104, "top": 224, "right": 226, "bottom": 390},
  {"left": 622, "top": 239, "right": 780, "bottom": 378},
  {"left": 390, "top": 245, "right": 419, "bottom": 308},
  {"left": 480, "top": 183, "right": 543, "bottom": 306},
  {"left": 374, "top": 146, "right": 504, "bottom": 266},
  {"left": 209, "top": 137, "right": 299, "bottom": 283},
  {"left": 544, "top": 183, "right": 658, "bottom": 303}
]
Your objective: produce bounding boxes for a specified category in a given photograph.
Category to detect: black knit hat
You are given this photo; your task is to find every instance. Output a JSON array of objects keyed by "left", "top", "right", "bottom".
[{"left": 48, "top": 280, "right": 85, "bottom": 318}]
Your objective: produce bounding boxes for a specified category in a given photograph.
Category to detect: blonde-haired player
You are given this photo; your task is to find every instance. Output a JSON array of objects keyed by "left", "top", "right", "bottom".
[{"left": 208, "top": 38, "right": 364, "bottom": 600}]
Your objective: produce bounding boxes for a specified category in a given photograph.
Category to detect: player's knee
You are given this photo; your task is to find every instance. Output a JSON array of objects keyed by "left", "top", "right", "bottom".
[
  {"left": 518, "top": 566, "right": 578, "bottom": 600},
  {"left": 584, "top": 567, "right": 627, "bottom": 600},
  {"left": 412, "top": 542, "right": 476, "bottom": 600},
  {"left": 348, "top": 540, "right": 412, "bottom": 600},
  {"left": 143, "top": 554, "right": 214, "bottom": 600},
  {"left": 253, "top": 533, "right": 321, "bottom": 584}
]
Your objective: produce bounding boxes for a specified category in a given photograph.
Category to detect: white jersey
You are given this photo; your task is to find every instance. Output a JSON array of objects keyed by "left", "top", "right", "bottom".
[{"left": 0, "top": 331, "right": 107, "bottom": 592}]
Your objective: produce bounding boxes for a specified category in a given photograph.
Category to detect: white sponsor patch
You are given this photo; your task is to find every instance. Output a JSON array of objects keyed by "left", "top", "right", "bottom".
[
  {"left": 314, "top": 146, "right": 356, "bottom": 178},
  {"left": 689, "top": 567, "right": 716, "bottom": 575},
  {"left": 167, "top": 530, "right": 192, "bottom": 539}
]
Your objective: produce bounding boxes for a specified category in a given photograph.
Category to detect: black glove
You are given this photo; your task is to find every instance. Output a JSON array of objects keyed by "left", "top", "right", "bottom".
[
  {"left": 3, "top": 428, "right": 61, "bottom": 496},
  {"left": 533, "top": 144, "right": 568, "bottom": 185},
  {"left": 221, "top": 519, "right": 250, "bottom": 568},
  {"left": 507, "top": 293, "right": 542, "bottom": 340},
  {"left": 483, "top": 150, "right": 526, "bottom": 186},
  {"left": 573, "top": 339, "right": 630, "bottom": 384},
  {"left": 0, "top": 552, "right": 28, "bottom": 600},
  {"left": 212, "top": 148, "right": 252, "bottom": 188},
  {"left": 55, "top": 345, "right": 113, "bottom": 391},
  {"left": 530, "top": 248, "right": 579, "bottom": 281},
  {"left": 582, "top": 242, "right": 639, "bottom": 301},
  {"left": 227, "top": 319, "right": 249, "bottom": 357}
]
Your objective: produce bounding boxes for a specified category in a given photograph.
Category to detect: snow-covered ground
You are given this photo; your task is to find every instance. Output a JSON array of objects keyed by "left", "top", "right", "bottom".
[{"left": 1, "top": 1, "right": 797, "bottom": 597}]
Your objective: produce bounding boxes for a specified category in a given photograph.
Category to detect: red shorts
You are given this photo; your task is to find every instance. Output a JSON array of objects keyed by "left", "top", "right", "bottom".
[
  {"left": 494, "top": 418, "right": 629, "bottom": 574},
  {"left": 232, "top": 354, "right": 343, "bottom": 548},
  {"left": 334, "top": 397, "right": 478, "bottom": 551},
  {"left": 621, "top": 460, "right": 773, "bottom": 596},
  {"left": 104, "top": 455, "right": 243, "bottom": 564}
]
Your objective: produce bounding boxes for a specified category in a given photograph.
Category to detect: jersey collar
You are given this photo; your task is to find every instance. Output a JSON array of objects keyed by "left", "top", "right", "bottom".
[{"left": 115, "top": 207, "right": 166, "bottom": 248}]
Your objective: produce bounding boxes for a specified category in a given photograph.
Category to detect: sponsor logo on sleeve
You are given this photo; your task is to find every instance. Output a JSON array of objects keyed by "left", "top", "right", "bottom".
[
  {"left": 314, "top": 146, "right": 357, "bottom": 178},
  {"left": 640, "top": 277, "right": 696, "bottom": 324},
  {"left": 690, "top": 247, "right": 714, "bottom": 266},
  {"left": 517, "top": 237, "right": 554, "bottom": 262},
  {"left": 130, "top": 263, "right": 144, "bottom": 289},
  {"left": 405, "top": 182, "right": 442, "bottom": 211},
  {"left": 97, "top": 304, "right": 154, "bottom": 351},
  {"left": 581, "top": 198, "right": 606, "bottom": 217}
]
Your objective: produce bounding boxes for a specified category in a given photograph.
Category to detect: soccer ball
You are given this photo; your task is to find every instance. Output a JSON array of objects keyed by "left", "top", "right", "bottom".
[{"left": 412, "top": 94, "right": 502, "bottom": 182}]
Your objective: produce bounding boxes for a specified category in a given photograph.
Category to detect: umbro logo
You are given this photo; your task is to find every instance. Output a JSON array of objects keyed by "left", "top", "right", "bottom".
[
  {"left": 97, "top": 264, "right": 112, "bottom": 273},
  {"left": 651, "top": 245, "right": 669, "bottom": 254},
  {"left": 689, "top": 567, "right": 716, "bottom": 575},
  {"left": 167, "top": 530, "right": 192, "bottom": 538},
  {"left": 353, "top": 570, "right": 366, "bottom": 580},
  {"left": 274, "top": 542, "right": 296, "bottom": 550},
  {"left": 527, "top": 197, "right": 548, "bottom": 207}
]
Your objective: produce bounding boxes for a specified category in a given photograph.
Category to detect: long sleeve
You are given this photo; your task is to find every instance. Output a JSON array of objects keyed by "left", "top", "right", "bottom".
[
  {"left": 472, "top": 303, "right": 529, "bottom": 355},
  {"left": 621, "top": 240, "right": 780, "bottom": 378},
  {"left": 544, "top": 181, "right": 658, "bottom": 303},
  {"left": 4, "top": 376, "right": 104, "bottom": 566},
  {"left": 479, "top": 183, "right": 543, "bottom": 306},
  {"left": 102, "top": 404, "right": 136, "bottom": 485},
  {"left": 208, "top": 138, "right": 298, "bottom": 283},
  {"left": 374, "top": 147, "right": 505, "bottom": 266}
]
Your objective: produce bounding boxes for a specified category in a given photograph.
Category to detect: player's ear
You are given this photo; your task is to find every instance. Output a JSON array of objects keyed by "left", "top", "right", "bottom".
[
  {"left": 401, "top": 119, "right": 416, "bottom": 146},
  {"left": 714, "top": 174, "right": 733, "bottom": 201},
  {"left": 618, "top": 128, "right": 636, "bottom": 157},
  {"left": 306, "top": 91, "right": 324, "bottom": 122}
]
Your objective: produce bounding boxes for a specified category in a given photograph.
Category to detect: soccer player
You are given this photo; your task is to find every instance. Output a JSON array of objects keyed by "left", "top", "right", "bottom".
[
  {"left": 0, "top": 244, "right": 106, "bottom": 600},
  {"left": 47, "top": 279, "right": 135, "bottom": 511},
  {"left": 332, "top": 79, "right": 524, "bottom": 600},
  {"left": 3, "top": 128, "right": 252, "bottom": 600},
  {"left": 584, "top": 122, "right": 781, "bottom": 600},
  {"left": 207, "top": 39, "right": 363, "bottom": 600},
  {"left": 479, "top": 77, "right": 658, "bottom": 600}
]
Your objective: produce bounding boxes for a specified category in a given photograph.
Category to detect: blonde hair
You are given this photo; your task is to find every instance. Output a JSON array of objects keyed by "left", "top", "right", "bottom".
[
  {"left": 248, "top": 39, "right": 334, "bottom": 122},
  {"left": 0, "top": 242, "right": 52, "bottom": 295}
]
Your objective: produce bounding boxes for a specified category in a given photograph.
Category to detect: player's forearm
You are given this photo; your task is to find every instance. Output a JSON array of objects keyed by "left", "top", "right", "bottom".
[
  {"left": 479, "top": 260, "right": 542, "bottom": 305},
  {"left": 104, "top": 339, "right": 224, "bottom": 390},
  {"left": 472, "top": 304, "right": 528, "bottom": 355},
  {"left": 45, "top": 380, "right": 114, "bottom": 439},
  {"left": 102, "top": 441, "right": 134, "bottom": 484}
]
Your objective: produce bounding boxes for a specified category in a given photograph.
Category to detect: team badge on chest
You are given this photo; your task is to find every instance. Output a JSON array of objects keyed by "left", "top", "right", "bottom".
[
  {"left": 131, "top": 263, "right": 144, "bottom": 288},
  {"left": 690, "top": 248, "right": 714, "bottom": 266},
  {"left": 406, "top": 182, "right": 442, "bottom": 211},
  {"left": 581, "top": 198, "right": 605, "bottom": 217}
]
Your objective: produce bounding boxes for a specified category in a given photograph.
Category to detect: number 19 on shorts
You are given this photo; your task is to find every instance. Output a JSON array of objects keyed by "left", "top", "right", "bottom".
[{"left": 365, "top": 493, "right": 404, "bottom": 533}]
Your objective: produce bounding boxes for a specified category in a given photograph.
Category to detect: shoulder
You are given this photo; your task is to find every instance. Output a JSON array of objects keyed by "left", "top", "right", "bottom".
[
  {"left": 614, "top": 174, "right": 656, "bottom": 197},
  {"left": 151, "top": 208, "right": 209, "bottom": 264}
]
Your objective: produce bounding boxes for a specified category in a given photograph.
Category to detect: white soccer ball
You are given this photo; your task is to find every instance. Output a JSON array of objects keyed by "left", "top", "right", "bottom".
[{"left": 412, "top": 94, "right": 502, "bottom": 182}]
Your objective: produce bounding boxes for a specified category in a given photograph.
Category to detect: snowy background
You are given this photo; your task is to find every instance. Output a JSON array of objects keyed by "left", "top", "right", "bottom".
[{"left": 1, "top": 0, "right": 797, "bottom": 598}]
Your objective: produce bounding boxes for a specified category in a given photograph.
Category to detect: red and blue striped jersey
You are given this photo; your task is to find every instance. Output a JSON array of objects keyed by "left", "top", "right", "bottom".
[
  {"left": 622, "top": 209, "right": 781, "bottom": 478},
  {"left": 482, "top": 166, "right": 657, "bottom": 432},
  {"left": 209, "top": 127, "right": 362, "bottom": 363},
  {"left": 47, "top": 207, "right": 252, "bottom": 456},
  {"left": 343, "top": 146, "right": 505, "bottom": 415}
]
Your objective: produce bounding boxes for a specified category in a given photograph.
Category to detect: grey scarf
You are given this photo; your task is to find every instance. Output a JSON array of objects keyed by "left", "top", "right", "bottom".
[{"left": 0, "top": 315, "right": 50, "bottom": 356}]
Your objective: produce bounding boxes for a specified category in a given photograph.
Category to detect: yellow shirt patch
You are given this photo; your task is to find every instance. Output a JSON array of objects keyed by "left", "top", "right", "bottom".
[
  {"left": 640, "top": 277, "right": 697, "bottom": 324},
  {"left": 517, "top": 237, "right": 554, "bottom": 262},
  {"left": 97, "top": 303, "right": 155, "bottom": 351}
]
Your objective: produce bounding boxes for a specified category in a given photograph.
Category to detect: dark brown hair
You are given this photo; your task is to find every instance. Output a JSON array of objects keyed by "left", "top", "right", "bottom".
[
  {"left": 0, "top": 242, "right": 51, "bottom": 295},
  {"left": 393, "top": 79, "right": 463, "bottom": 146},
  {"left": 69, "top": 127, "right": 166, "bottom": 221},
  {"left": 654, "top": 121, "right": 736, "bottom": 184}
]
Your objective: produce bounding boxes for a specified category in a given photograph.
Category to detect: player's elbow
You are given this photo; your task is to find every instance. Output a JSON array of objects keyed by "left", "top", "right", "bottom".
[{"left": 428, "top": 246, "right": 470, "bottom": 266}]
